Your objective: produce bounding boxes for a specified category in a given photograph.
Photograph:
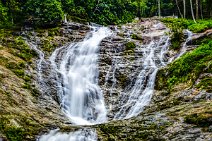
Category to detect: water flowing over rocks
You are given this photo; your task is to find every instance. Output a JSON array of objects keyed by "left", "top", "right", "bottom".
[
  {"left": 99, "top": 20, "right": 171, "bottom": 120},
  {"left": 7, "top": 19, "right": 210, "bottom": 140}
]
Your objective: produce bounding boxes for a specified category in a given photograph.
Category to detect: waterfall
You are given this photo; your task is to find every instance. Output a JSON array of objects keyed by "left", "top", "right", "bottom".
[
  {"left": 114, "top": 36, "right": 170, "bottom": 119},
  {"left": 50, "top": 27, "right": 112, "bottom": 125},
  {"left": 177, "top": 29, "right": 193, "bottom": 57},
  {"left": 39, "top": 129, "right": 97, "bottom": 141},
  {"left": 169, "top": 29, "right": 193, "bottom": 62},
  {"left": 32, "top": 21, "right": 177, "bottom": 141}
]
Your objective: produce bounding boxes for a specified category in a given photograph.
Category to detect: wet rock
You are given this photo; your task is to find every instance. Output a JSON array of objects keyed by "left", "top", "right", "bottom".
[{"left": 0, "top": 137, "right": 7, "bottom": 141}]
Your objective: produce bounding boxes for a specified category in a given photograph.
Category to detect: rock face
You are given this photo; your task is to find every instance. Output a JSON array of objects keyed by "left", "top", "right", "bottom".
[
  {"left": 98, "top": 20, "right": 171, "bottom": 119},
  {"left": 0, "top": 22, "right": 93, "bottom": 140},
  {"left": 95, "top": 20, "right": 212, "bottom": 140},
  {"left": 0, "top": 19, "right": 211, "bottom": 141}
]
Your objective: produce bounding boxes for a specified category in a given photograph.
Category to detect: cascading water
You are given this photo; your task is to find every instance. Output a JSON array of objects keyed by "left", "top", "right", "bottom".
[
  {"left": 39, "top": 129, "right": 97, "bottom": 141},
  {"left": 114, "top": 35, "right": 170, "bottom": 119},
  {"left": 25, "top": 40, "right": 48, "bottom": 93},
  {"left": 177, "top": 29, "right": 193, "bottom": 57},
  {"left": 29, "top": 21, "right": 193, "bottom": 141},
  {"left": 38, "top": 27, "right": 112, "bottom": 141},
  {"left": 169, "top": 29, "right": 193, "bottom": 62},
  {"left": 51, "top": 27, "right": 112, "bottom": 125}
]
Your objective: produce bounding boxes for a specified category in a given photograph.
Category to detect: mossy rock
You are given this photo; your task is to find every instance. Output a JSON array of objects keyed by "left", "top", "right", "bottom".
[
  {"left": 156, "top": 41, "right": 212, "bottom": 91},
  {"left": 116, "top": 73, "right": 128, "bottom": 88},
  {"left": 155, "top": 68, "right": 168, "bottom": 90},
  {"left": 125, "top": 41, "right": 136, "bottom": 50},
  {"left": 131, "top": 34, "right": 142, "bottom": 40},
  {"left": 184, "top": 113, "right": 212, "bottom": 127},
  {"left": 196, "top": 77, "right": 212, "bottom": 93}
]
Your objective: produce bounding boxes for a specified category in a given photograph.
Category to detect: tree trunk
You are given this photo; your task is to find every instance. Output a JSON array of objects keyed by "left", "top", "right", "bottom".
[
  {"left": 175, "top": 0, "right": 183, "bottom": 18},
  {"left": 158, "top": 0, "right": 161, "bottom": 18},
  {"left": 196, "top": 0, "right": 199, "bottom": 19},
  {"left": 200, "top": 0, "right": 203, "bottom": 19},
  {"left": 137, "top": 0, "right": 141, "bottom": 18},
  {"left": 183, "top": 0, "right": 186, "bottom": 18},
  {"left": 190, "top": 0, "right": 197, "bottom": 23}
]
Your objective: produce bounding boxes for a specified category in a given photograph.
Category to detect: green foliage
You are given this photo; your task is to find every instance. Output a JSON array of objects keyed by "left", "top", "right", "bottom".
[
  {"left": 162, "top": 18, "right": 212, "bottom": 33},
  {"left": 166, "top": 41, "right": 212, "bottom": 89},
  {"left": 24, "top": 0, "right": 64, "bottom": 27},
  {"left": 156, "top": 40, "right": 212, "bottom": 91},
  {"left": 162, "top": 18, "right": 212, "bottom": 50},
  {"left": 162, "top": 18, "right": 190, "bottom": 50},
  {"left": 188, "top": 20, "right": 212, "bottom": 33},
  {"left": 67, "top": 0, "right": 138, "bottom": 25},
  {"left": 0, "top": 0, "right": 211, "bottom": 27},
  {"left": 162, "top": 18, "right": 194, "bottom": 29},
  {"left": 0, "top": 1, "right": 9, "bottom": 27},
  {"left": 0, "top": 117, "right": 25, "bottom": 141}
]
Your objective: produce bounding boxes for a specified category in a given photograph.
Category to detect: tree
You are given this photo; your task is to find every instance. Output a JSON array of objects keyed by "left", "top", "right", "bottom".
[
  {"left": 0, "top": 1, "right": 8, "bottom": 25},
  {"left": 61, "top": 0, "right": 74, "bottom": 14},
  {"left": 136, "top": 0, "right": 141, "bottom": 18},
  {"left": 24, "top": 0, "right": 64, "bottom": 27},
  {"left": 183, "top": 0, "right": 186, "bottom": 18},
  {"left": 158, "top": 0, "right": 161, "bottom": 17},
  {"left": 190, "top": 0, "right": 197, "bottom": 23},
  {"left": 175, "top": 0, "right": 183, "bottom": 18},
  {"left": 196, "top": 0, "right": 199, "bottom": 19}
]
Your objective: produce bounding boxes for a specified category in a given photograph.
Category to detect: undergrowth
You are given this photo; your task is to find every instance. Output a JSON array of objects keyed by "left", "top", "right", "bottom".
[
  {"left": 162, "top": 18, "right": 212, "bottom": 50},
  {"left": 156, "top": 40, "right": 212, "bottom": 91}
]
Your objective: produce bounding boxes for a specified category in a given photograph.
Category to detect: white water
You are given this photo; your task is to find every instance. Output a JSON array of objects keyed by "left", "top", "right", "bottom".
[
  {"left": 39, "top": 129, "right": 97, "bottom": 141},
  {"left": 51, "top": 27, "right": 112, "bottom": 125},
  {"left": 32, "top": 22, "right": 184, "bottom": 141},
  {"left": 178, "top": 30, "right": 193, "bottom": 57},
  {"left": 169, "top": 29, "right": 193, "bottom": 62},
  {"left": 38, "top": 27, "right": 112, "bottom": 141},
  {"left": 25, "top": 40, "right": 48, "bottom": 93},
  {"left": 114, "top": 35, "right": 170, "bottom": 119}
]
